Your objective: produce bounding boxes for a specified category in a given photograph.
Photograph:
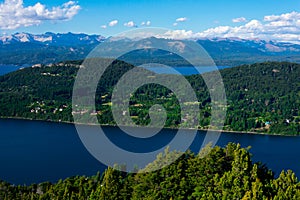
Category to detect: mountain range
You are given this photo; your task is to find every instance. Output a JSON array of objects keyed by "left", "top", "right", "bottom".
[
  {"left": 1, "top": 32, "right": 300, "bottom": 66},
  {"left": 0, "top": 32, "right": 105, "bottom": 45}
]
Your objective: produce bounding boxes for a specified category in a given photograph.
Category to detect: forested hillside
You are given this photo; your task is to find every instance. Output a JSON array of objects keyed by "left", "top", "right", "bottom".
[
  {"left": 1, "top": 143, "right": 299, "bottom": 199},
  {"left": 192, "top": 62, "right": 300, "bottom": 134},
  {"left": 0, "top": 61, "right": 298, "bottom": 135}
]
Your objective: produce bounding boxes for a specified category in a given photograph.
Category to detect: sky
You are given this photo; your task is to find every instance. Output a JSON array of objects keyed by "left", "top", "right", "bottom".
[{"left": 0, "top": 0, "right": 300, "bottom": 43}]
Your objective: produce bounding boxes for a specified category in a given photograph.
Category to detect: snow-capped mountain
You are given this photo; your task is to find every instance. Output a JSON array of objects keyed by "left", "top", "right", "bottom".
[
  {"left": 0, "top": 32, "right": 300, "bottom": 66},
  {"left": 0, "top": 32, "right": 105, "bottom": 45}
]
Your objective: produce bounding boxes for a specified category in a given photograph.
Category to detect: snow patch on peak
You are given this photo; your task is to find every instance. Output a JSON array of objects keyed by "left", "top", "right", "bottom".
[
  {"left": 33, "top": 35, "right": 53, "bottom": 42},
  {"left": 14, "top": 33, "right": 31, "bottom": 41},
  {"left": 0, "top": 35, "right": 14, "bottom": 44},
  {"left": 0, "top": 32, "right": 106, "bottom": 45}
]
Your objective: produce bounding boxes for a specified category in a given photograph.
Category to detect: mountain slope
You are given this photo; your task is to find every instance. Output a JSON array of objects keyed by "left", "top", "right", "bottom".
[
  {"left": 0, "top": 61, "right": 298, "bottom": 135},
  {"left": 0, "top": 32, "right": 105, "bottom": 65},
  {"left": 1, "top": 32, "right": 300, "bottom": 66},
  {"left": 197, "top": 38, "right": 300, "bottom": 66}
]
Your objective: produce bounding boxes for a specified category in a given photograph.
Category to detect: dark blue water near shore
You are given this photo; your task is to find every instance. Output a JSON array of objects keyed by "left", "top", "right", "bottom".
[
  {"left": 0, "top": 65, "right": 24, "bottom": 76},
  {"left": 0, "top": 118, "right": 299, "bottom": 185}
]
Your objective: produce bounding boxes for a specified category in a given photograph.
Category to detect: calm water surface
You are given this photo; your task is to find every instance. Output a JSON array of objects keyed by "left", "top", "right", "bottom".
[
  {"left": 0, "top": 118, "right": 299, "bottom": 185},
  {"left": 0, "top": 65, "right": 230, "bottom": 76},
  {"left": 143, "top": 66, "right": 230, "bottom": 75}
]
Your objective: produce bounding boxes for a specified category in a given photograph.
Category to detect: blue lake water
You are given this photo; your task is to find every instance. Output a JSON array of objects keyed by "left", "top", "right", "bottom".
[
  {"left": 0, "top": 65, "right": 24, "bottom": 76},
  {"left": 0, "top": 118, "right": 299, "bottom": 185},
  {"left": 143, "top": 66, "right": 230, "bottom": 75},
  {"left": 0, "top": 65, "right": 230, "bottom": 77}
]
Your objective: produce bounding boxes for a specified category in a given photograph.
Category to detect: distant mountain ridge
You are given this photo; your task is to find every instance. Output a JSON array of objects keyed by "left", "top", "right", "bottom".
[
  {"left": 0, "top": 32, "right": 300, "bottom": 66},
  {"left": 197, "top": 37, "right": 300, "bottom": 66},
  {"left": 198, "top": 37, "right": 300, "bottom": 53},
  {"left": 0, "top": 32, "right": 105, "bottom": 45},
  {"left": 0, "top": 32, "right": 106, "bottom": 65}
]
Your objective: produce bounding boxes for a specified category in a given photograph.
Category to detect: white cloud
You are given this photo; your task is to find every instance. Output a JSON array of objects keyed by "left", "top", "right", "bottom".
[
  {"left": 124, "top": 21, "right": 137, "bottom": 27},
  {"left": 0, "top": 0, "right": 81, "bottom": 30},
  {"left": 232, "top": 17, "right": 247, "bottom": 23},
  {"left": 264, "top": 11, "right": 300, "bottom": 22},
  {"left": 101, "top": 25, "right": 107, "bottom": 29},
  {"left": 108, "top": 20, "right": 118, "bottom": 27},
  {"left": 141, "top": 20, "right": 151, "bottom": 26},
  {"left": 161, "top": 11, "right": 300, "bottom": 44},
  {"left": 176, "top": 17, "right": 188, "bottom": 22},
  {"left": 173, "top": 23, "right": 178, "bottom": 26},
  {"left": 159, "top": 29, "right": 195, "bottom": 40}
]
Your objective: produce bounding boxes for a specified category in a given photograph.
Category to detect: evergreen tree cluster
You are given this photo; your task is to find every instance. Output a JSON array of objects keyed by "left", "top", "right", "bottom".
[{"left": 0, "top": 61, "right": 299, "bottom": 134}]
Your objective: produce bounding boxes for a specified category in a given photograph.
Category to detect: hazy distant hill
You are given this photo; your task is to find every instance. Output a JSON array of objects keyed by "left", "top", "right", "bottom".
[
  {"left": 1, "top": 32, "right": 300, "bottom": 66},
  {"left": 197, "top": 38, "right": 300, "bottom": 66}
]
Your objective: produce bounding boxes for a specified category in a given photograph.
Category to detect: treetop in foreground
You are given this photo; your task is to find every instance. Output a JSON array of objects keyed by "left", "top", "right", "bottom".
[{"left": 1, "top": 143, "right": 299, "bottom": 199}]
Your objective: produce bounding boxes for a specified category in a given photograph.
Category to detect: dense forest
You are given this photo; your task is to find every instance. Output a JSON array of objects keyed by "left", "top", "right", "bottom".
[
  {"left": 1, "top": 143, "right": 300, "bottom": 199},
  {"left": 0, "top": 61, "right": 299, "bottom": 134}
]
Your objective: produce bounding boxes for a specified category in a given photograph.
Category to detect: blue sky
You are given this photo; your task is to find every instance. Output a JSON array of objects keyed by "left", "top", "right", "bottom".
[{"left": 1, "top": 0, "right": 300, "bottom": 43}]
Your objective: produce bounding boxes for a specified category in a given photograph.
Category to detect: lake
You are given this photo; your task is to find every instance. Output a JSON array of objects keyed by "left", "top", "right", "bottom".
[
  {"left": 0, "top": 65, "right": 24, "bottom": 76},
  {"left": 0, "top": 64, "right": 230, "bottom": 77},
  {"left": 0, "top": 118, "right": 299, "bottom": 185},
  {"left": 142, "top": 65, "right": 230, "bottom": 75}
]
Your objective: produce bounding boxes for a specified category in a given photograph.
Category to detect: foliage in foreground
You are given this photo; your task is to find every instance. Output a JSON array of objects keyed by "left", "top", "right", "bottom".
[{"left": 1, "top": 143, "right": 300, "bottom": 199}]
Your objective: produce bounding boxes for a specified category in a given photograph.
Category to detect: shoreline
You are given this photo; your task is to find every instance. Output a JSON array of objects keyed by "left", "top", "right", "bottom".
[{"left": 0, "top": 116, "right": 297, "bottom": 137}]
